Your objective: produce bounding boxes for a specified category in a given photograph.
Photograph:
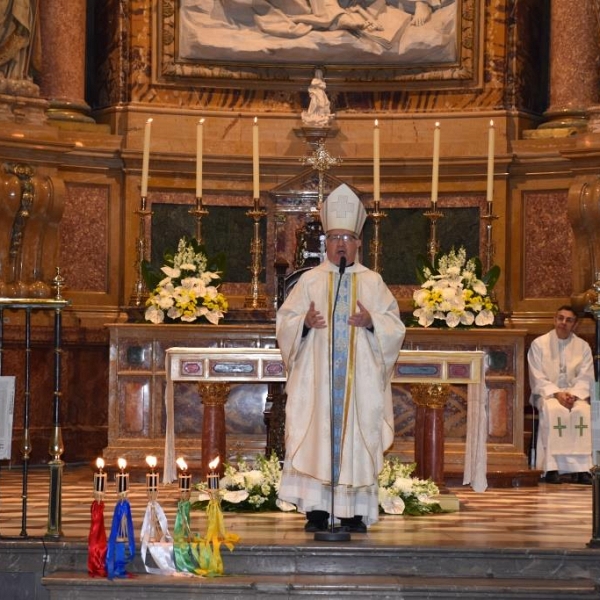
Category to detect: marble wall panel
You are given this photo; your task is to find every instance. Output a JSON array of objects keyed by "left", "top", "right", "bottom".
[
  {"left": 59, "top": 184, "right": 110, "bottom": 293},
  {"left": 523, "top": 190, "right": 572, "bottom": 298}
]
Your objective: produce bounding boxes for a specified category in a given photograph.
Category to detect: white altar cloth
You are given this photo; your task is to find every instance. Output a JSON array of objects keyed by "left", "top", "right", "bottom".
[{"left": 164, "top": 348, "right": 487, "bottom": 492}]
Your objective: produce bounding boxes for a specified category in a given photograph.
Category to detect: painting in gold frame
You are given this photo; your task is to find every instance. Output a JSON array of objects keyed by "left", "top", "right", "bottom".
[{"left": 157, "top": 0, "right": 480, "bottom": 90}]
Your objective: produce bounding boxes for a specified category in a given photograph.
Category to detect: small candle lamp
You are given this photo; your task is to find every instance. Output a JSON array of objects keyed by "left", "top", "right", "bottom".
[
  {"left": 146, "top": 455, "right": 159, "bottom": 499},
  {"left": 207, "top": 456, "right": 220, "bottom": 492},
  {"left": 93, "top": 457, "right": 107, "bottom": 501},
  {"left": 116, "top": 458, "right": 129, "bottom": 497},
  {"left": 177, "top": 457, "right": 192, "bottom": 500}
]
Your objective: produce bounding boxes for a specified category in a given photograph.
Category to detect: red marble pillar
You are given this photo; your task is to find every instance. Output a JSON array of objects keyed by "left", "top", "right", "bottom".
[
  {"left": 541, "top": 1, "right": 600, "bottom": 131},
  {"left": 38, "top": 0, "right": 93, "bottom": 123},
  {"left": 199, "top": 382, "right": 230, "bottom": 478},
  {"left": 411, "top": 383, "right": 450, "bottom": 489}
]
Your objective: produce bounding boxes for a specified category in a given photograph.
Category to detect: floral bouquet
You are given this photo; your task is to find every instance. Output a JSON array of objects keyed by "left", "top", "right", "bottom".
[
  {"left": 411, "top": 246, "right": 500, "bottom": 328},
  {"left": 192, "top": 454, "right": 442, "bottom": 516},
  {"left": 377, "top": 458, "right": 442, "bottom": 516},
  {"left": 193, "top": 453, "right": 296, "bottom": 513},
  {"left": 143, "top": 236, "right": 228, "bottom": 324}
]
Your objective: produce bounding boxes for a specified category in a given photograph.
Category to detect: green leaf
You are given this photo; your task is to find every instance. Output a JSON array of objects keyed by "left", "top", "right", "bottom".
[{"left": 482, "top": 264, "right": 501, "bottom": 291}]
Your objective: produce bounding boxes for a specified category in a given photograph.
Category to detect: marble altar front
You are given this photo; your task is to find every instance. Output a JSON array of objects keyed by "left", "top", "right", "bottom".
[{"left": 105, "top": 324, "right": 528, "bottom": 484}]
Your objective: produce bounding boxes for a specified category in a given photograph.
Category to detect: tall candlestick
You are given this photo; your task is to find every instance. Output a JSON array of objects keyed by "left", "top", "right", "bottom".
[
  {"left": 252, "top": 117, "right": 259, "bottom": 200},
  {"left": 373, "top": 119, "right": 380, "bottom": 202},
  {"left": 431, "top": 122, "right": 441, "bottom": 205},
  {"left": 196, "top": 118, "right": 204, "bottom": 199},
  {"left": 141, "top": 118, "right": 153, "bottom": 197},
  {"left": 486, "top": 119, "right": 495, "bottom": 204},
  {"left": 94, "top": 457, "right": 106, "bottom": 495},
  {"left": 116, "top": 458, "right": 129, "bottom": 495}
]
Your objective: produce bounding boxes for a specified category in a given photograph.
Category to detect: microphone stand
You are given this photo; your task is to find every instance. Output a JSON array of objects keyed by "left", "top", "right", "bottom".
[{"left": 315, "top": 256, "right": 351, "bottom": 542}]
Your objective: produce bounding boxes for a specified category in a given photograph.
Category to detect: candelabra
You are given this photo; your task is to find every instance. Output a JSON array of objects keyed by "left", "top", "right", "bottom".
[
  {"left": 244, "top": 197, "right": 268, "bottom": 309},
  {"left": 129, "top": 196, "right": 153, "bottom": 307},
  {"left": 369, "top": 199, "right": 387, "bottom": 274},
  {"left": 480, "top": 204, "right": 499, "bottom": 273},
  {"left": 424, "top": 206, "right": 445, "bottom": 265},
  {"left": 189, "top": 196, "right": 209, "bottom": 244}
]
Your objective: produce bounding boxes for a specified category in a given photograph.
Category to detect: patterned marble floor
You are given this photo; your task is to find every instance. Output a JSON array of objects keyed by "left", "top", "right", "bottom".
[{"left": 0, "top": 464, "right": 595, "bottom": 550}]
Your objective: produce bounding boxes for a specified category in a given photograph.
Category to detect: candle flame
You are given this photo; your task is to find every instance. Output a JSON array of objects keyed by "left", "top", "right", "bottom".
[
  {"left": 435, "top": 121, "right": 440, "bottom": 128},
  {"left": 374, "top": 119, "right": 379, "bottom": 127},
  {"left": 176, "top": 457, "right": 188, "bottom": 471},
  {"left": 146, "top": 117, "right": 153, "bottom": 124},
  {"left": 489, "top": 119, "right": 494, "bottom": 127},
  {"left": 146, "top": 455, "right": 157, "bottom": 469},
  {"left": 253, "top": 116, "right": 258, "bottom": 124},
  {"left": 208, "top": 456, "right": 220, "bottom": 470},
  {"left": 117, "top": 458, "right": 127, "bottom": 470},
  {"left": 96, "top": 457, "right": 105, "bottom": 471},
  {"left": 199, "top": 118, "right": 205, "bottom": 125}
]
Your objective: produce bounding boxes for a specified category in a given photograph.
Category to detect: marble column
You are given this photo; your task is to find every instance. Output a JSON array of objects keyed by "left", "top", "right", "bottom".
[
  {"left": 410, "top": 383, "right": 450, "bottom": 489},
  {"left": 199, "top": 382, "right": 230, "bottom": 479},
  {"left": 38, "top": 0, "right": 94, "bottom": 123},
  {"left": 540, "top": 0, "right": 600, "bottom": 132}
]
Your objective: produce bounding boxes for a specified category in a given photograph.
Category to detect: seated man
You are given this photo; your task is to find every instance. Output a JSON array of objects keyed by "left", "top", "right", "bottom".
[{"left": 528, "top": 305, "right": 595, "bottom": 484}]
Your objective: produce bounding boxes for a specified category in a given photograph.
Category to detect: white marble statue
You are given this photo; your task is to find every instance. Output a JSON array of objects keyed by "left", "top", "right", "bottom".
[{"left": 302, "top": 70, "right": 332, "bottom": 128}]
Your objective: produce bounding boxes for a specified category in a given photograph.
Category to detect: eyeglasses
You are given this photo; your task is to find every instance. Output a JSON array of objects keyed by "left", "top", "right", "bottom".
[{"left": 326, "top": 234, "right": 358, "bottom": 243}]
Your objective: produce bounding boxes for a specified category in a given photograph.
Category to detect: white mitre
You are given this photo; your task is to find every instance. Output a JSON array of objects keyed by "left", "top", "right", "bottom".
[{"left": 320, "top": 183, "right": 367, "bottom": 235}]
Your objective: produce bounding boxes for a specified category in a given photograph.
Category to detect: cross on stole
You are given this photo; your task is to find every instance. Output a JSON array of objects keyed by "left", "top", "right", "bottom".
[
  {"left": 553, "top": 417, "right": 567, "bottom": 437},
  {"left": 575, "top": 416, "right": 589, "bottom": 437}
]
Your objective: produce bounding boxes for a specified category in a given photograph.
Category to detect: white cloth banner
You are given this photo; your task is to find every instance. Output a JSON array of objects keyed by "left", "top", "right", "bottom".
[{"left": 0, "top": 376, "right": 15, "bottom": 460}]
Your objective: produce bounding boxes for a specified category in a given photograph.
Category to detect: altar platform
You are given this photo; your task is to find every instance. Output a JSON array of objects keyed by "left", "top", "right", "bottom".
[{"left": 1, "top": 465, "right": 600, "bottom": 599}]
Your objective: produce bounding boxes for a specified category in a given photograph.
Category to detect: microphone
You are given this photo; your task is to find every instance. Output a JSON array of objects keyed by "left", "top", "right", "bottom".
[{"left": 332, "top": 256, "right": 346, "bottom": 315}]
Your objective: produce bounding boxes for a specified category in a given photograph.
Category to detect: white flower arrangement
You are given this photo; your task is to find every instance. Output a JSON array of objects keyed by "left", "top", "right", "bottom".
[
  {"left": 412, "top": 246, "right": 500, "bottom": 329},
  {"left": 193, "top": 454, "right": 442, "bottom": 516},
  {"left": 377, "top": 458, "right": 442, "bottom": 516},
  {"left": 143, "top": 237, "right": 228, "bottom": 325},
  {"left": 195, "top": 453, "right": 295, "bottom": 512}
]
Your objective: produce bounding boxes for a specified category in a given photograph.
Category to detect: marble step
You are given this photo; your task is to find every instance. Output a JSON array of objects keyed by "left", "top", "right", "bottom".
[{"left": 43, "top": 571, "right": 599, "bottom": 600}]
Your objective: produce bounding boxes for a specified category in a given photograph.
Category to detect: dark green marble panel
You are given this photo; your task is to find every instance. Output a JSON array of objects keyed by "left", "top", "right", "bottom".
[
  {"left": 151, "top": 204, "right": 266, "bottom": 283},
  {"left": 362, "top": 207, "right": 480, "bottom": 284}
]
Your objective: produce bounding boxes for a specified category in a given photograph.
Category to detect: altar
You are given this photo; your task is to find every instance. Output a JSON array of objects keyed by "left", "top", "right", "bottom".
[
  {"left": 104, "top": 324, "right": 528, "bottom": 486},
  {"left": 163, "top": 346, "right": 486, "bottom": 490}
]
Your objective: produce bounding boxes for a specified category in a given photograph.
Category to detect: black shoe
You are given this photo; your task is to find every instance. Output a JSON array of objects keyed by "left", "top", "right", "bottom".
[
  {"left": 339, "top": 516, "right": 367, "bottom": 533},
  {"left": 577, "top": 472, "right": 593, "bottom": 485},
  {"left": 304, "top": 520, "right": 329, "bottom": 532},
  {"left": 544, "top": 470, "right": 561, "bottom": 484},
  {"left": 304, "top": 510, "right": 330, "bottom": 532}
]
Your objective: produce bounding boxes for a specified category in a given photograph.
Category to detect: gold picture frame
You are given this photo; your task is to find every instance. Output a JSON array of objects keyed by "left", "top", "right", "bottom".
[{"left": 157, "top": 0, "right": 480, "bottom": 90}]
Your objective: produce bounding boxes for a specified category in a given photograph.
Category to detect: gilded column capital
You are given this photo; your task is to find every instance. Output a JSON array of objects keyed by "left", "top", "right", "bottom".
[
  {"left": 198, "top": 382, "right": 231, "bottom": 406},
  {"left": 410, "top": 383, "right": 450, "bottom": 410}
]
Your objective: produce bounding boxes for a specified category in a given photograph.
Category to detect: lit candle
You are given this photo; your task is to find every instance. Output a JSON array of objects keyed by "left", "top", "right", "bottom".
[
  {"left": 486, "top": 119, "right": 495, "bottom": 204},
  {"left": 431, "top": 121, "right": 441, "bottom": 205},
  {"left": 196, "top": 118, "right": 204, "bottom": 199},
  {"left": 146, "top": 455, "right": 158, "bottom": 494},
  {"left": 207, "top": 456, "right": 220, "bottom": 491},
  {"left": 94, "top": 457, "right": 106, "bottom": 495},
  {"left": 177, "top": 457, "right": 191, "bottom": 496},
  {"left": 141, "top": 117, "right": 153, "bottom": 197},
  {"left": 116, "top": 458, "right": 129, "bottom": 495},
  {"left": 373, "top": 119, "right": 380, "bottom": 203},
  {"left": 252, "top": 117, "right": 259, "bottom": 200}
]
